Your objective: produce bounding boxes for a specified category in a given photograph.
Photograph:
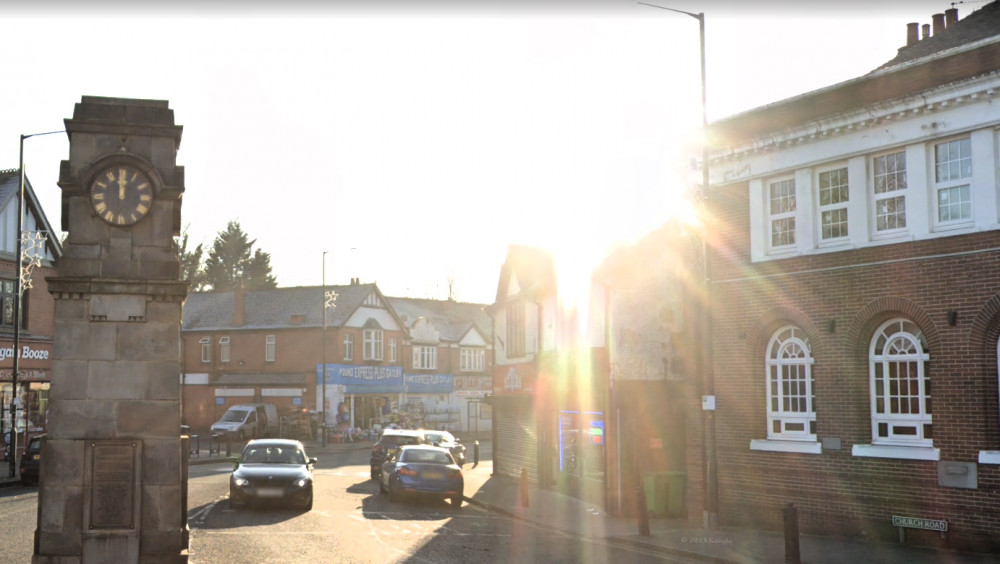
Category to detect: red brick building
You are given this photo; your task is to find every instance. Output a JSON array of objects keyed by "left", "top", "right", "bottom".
[
  {"left": 181, "top": 281, "right": 492, "bottom": 438},
  {"left": 705, "top": 4, "right": 1000, "bottom": 551},
  {"left": 0, "top": 169, "right": 62, "bottom": 445}
]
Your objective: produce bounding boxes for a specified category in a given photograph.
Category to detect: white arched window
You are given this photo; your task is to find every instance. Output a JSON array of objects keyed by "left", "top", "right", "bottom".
[
  {"left": 869, "top": 318, "right": 931, "bottom": 446},
  {"left": 765, "top": 326, "right": 815, "bottom": 441}
]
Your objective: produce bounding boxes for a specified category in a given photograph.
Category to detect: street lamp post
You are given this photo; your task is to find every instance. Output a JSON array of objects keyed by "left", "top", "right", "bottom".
[
  {"left": 639, "top": 2, "right": 717, "bottom": 529},
  {"left": 8, "top": 130, "right": 63, "bottom": 479},
  {"left": 320, "top": 253, "right": 339, "bottom": 447},
  {"left": 321, "top": 251, "right": 328, "bottom": 447}
]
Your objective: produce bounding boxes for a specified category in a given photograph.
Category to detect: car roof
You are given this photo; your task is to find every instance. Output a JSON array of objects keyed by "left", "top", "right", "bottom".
[
  {"left": 244, "top": 438, "right": 304, "bottom": 448},
  {"left": 381, "top": 429, "right": 425, "bottom": 438},
  {"left": 398, "top": 444, "right": 451, "bottom": 453}
]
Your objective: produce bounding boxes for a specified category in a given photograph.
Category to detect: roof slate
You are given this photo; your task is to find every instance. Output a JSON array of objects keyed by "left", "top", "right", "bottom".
[
  {"left": 386, "top": 297, "right": 492, "bottom": 343},
  {"left": 182, "top": 284, "right": 492, "bottom": 345},
  {"left": 183, "top": 283, "right": 379, "bottom": 330}
]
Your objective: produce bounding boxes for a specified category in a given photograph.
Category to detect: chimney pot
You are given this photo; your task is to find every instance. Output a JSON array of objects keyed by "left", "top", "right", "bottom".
[
  {"left": 945, "top": 7, "right": 958, "bottom": 26},
  {"left": 932, "top": 13, "right": 945, "bottom": 35},
  {"left": 922, "top": 23, "right": 931, "bottom": 39},
  {"left": 906, "top": 22, "right": 919, "bottom": 45}
]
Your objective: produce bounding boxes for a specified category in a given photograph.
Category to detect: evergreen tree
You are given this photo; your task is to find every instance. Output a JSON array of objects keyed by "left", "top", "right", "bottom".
[
  {"left": 178, "top": 227, "right": 207, "bottom": 291},
  {"left": 201, "top": 221, "right": 278, "bottom": 291}
]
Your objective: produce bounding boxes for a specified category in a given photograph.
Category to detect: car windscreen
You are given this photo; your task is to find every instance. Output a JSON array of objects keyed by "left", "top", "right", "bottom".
[
  {"left": 401, "top": 449, "right": 453, "bottom": 465},
  {"left": 242, "top": 445, "right": 306, "bottom": 464},
  {"left": 385, "top": 436, "right": 421, "bottom": 446},
  {"left": 221, "top": 410, "right": 247, "bottom": 422}
]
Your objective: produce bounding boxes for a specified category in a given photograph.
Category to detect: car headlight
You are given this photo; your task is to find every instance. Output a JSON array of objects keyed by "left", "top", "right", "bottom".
[
  {"left": 295, "top": 478, "right": 310, "bottom": 488},
  {"left": 233, "top": 477, "right": 250, "bottom": 487}
]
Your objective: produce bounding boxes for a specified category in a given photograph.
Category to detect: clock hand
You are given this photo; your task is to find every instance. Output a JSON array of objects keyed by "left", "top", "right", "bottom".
[{"left": 118, "top": 169, "right": 127, "bottom": 200}]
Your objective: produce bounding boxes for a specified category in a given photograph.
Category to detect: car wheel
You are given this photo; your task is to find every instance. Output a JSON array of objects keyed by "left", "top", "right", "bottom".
[
  {"left": 379, "top": 476, "right": 386, "bottom": 493},
  {"left": 238, "top": 430, "right": 246, "bottom": 441},
  {"left": 450, "top": 495, "right": 462, "bottom": 508},
  {"left": 301, "top": 490, "right": 313, "bottom": 511},
  {"left": 388, "top": 480, "right": 399, "bottom": 503}
]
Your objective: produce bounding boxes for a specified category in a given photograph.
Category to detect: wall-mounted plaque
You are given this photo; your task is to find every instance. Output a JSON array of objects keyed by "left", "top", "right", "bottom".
[{"left": 89, "top": 442, "right": 137, "bottom": 530}]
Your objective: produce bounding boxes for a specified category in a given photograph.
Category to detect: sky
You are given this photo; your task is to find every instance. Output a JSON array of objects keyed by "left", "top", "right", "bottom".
[{"left": 0, "top": 0, "right": 978, "bottom": 305}]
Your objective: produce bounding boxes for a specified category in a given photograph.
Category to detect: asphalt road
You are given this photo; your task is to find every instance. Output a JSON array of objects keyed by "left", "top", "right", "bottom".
[{"left": 0, "top": 447, "right": 684, "bottom": 563}]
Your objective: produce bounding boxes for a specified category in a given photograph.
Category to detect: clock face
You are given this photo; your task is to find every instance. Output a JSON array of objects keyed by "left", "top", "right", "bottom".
[{"left": 90, "top": 165, "right": 153, "bottom": 226}]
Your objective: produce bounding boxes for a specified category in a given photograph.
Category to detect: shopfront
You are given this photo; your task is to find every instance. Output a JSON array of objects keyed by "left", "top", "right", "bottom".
[
  {"left": 317, "top": 364, "right": 458, "bottom": 434},
  {"left": 558, "top": 410, "right": 606, "bottom": 482},
  {"left": 0, "top": 342, "right": 53, "bottom": 447}
]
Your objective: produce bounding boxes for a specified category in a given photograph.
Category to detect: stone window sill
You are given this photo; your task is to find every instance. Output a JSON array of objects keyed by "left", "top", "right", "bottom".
[
  {"left": 750, "top": 439, "right": 822, "bottom": 454},
  {"left": 851, "top": 444, "right": 939, "bottom": 461}
]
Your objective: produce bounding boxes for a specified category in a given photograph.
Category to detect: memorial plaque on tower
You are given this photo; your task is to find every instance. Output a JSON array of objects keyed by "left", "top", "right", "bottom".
[{"left": 33, "top": 96, "right": 189, "bottom": 564}]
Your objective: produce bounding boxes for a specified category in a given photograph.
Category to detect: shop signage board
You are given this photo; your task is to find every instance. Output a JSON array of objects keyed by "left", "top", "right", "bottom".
[{"left": 315, "top": 364, "right": 455, "bottom": 394}]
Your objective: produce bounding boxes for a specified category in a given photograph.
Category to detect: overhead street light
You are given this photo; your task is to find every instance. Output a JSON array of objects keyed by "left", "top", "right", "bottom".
[{"left": 640, "top": 2, "right": 717, "bottom": 529}]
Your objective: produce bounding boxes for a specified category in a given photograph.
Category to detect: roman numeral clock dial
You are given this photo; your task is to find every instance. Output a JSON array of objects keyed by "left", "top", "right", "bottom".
[{"left": 90, "top": 165, "right": 153, "bottom": 226}]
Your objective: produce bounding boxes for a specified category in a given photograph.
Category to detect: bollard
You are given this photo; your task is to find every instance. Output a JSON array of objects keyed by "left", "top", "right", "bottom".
[
  {"left": 519, "top": 467, "right": 529, "bottom": 507},
  {"left": 473, "top": 440, "right": 480, "bottom": 468},
  {"left": 636, "top": 482, "right": 651, "bottom": 537},
  {"left": 783, "top": 503, "right": 801, "bottom": 564}
]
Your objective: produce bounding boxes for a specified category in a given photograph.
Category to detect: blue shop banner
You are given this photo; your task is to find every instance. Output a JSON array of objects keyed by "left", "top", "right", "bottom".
[
  {"left": 316, "top": 364, "right": 404, "bottom": 393},
  {"left": 315, "top": 364, "right": 454, "bottom": 394},
  {"left": 404, "top": 373, "right": 454, "bottom": 394}
]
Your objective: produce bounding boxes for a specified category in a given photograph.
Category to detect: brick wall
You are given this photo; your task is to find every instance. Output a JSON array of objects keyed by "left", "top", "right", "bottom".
[{"left": 709, "top": 180, "right": 1000, "bottom": 551}]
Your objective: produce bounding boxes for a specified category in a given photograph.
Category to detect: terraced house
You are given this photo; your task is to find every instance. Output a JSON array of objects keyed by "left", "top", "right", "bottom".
[{"left": 705, "top": 2, "right": 1000, "bottom": 551}]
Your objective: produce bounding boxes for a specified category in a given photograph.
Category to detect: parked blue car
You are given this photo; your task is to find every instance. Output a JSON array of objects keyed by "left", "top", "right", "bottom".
[{"left": 379, "top": 445, "right": 463, "bottom": 508}]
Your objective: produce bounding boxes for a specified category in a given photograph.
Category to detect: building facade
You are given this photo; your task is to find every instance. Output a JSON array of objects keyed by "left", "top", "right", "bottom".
[
  {"left": 706, "top": 3, "right": 1000, "bottom": 550},
  {"left": 489, "top": 245, "right": 610, "bottom": 504},
  {"left": 181, "top": 281, "right": 492, "bottom": 438},
  {"left": 594, "top": 221, "right": 704, "bottom": 520},
  {"left": 0, "top": 169, "right": 62, "bottom": 446}
]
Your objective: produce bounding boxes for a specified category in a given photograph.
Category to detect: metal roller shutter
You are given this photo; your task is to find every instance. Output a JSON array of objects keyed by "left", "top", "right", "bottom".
[{"left": 494, "top": 400, "right": 538, "bottom": 482}]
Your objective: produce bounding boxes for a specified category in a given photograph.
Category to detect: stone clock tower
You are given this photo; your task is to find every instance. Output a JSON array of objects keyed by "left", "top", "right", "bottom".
[{"left": 33, "top": 96, "right": 189, "bottom": 564}]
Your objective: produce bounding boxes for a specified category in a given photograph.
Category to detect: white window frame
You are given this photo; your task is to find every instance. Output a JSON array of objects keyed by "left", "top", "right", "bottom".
[
  {"left": 413, "top": 345, "right": 437, "bottom": 370},
  {"left": 219, "top": 336, "right": 231, "bottom": 364},
  {"left": 871, "top": 149, "right": 908, "bottom": 236},
  {"left": 389, "top": 338, "right": 397, "bottom": 363},
  {"left": 363, "top": 328, "right": 384, "bottom": 361},
  {"left": 461, "top": 348, "right": 485, "bottom": 372},
  {"left": 344, "top": 334, "right": 354, "bottom": 361},
  {"left": 764, "top": 326, "right": 816, "bottom": 441},
  {"left": 979, "top": 336, "right": 1000, "bottom": 464},
  {"left": 265, "top": 334, "right": 275, "bottom": 363},
  {"left": 767, "top": 176, "right": 797, "bottom": 252},
  {"left": 868, "top": 318, "right": 931, "bottom": 447},
  {"left": 932, "top": 135, "right": 973, "bottom": 230},
  {"left": 816, "top": 165, "right": 849, "bottom": 243},
  {"left": 200, "top": 337, "right": 211, "bottom": 363}
]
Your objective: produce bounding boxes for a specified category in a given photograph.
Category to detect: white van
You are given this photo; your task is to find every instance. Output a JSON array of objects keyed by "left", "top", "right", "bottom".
[{"left": 210, "top": 403, "right": 278, "bottom": 439}]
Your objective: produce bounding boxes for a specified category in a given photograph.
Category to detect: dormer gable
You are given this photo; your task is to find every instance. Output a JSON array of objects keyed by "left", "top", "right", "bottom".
[
  {"left": 458, "top": 326, "right": 488, "bottom": 347},
  {"left": 410, "top": 317, "right": 440, "bottom": 345}
]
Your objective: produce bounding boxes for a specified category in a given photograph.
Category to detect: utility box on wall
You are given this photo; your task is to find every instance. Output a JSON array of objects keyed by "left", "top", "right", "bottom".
[{"left": 938, "top": 461, "right": 977, "bottom": 489}]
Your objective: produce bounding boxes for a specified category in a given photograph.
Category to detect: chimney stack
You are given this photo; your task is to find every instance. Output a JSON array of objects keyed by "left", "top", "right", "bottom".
[
  {"left": 906, "top": 22, "right": 919, "bottom": 46},
  {"left": 233, "top": 283, "right": 246, "bottom": 327},
  {"left": 922, "top": 23, "right": 931, "bottom": 39},
  {"left": 932, "top": 13, "right": 945, "bottom": 35},
  {"left": 945, "top": 8, "right": 958, "bottom": 27}
]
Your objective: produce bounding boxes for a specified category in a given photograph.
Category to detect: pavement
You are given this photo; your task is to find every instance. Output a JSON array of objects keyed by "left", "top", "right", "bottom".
[{"left": 5, "top": 436, "right": 1000, "bottom": 563}]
